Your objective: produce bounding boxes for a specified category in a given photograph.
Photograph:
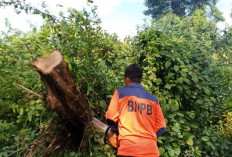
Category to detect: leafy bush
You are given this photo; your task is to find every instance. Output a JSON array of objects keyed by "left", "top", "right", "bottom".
[
  {"left": 224, "top": 112, "right": 232, "bottom": 139},
  {"left": 0, "top": 4, "right": 231, "bottom": 157},
  {"left": 131, "top": 10, "right": 232, "bottom": 156}
]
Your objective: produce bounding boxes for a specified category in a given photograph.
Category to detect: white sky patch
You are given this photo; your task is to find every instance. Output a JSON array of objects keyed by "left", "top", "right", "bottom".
[
  {"left": 93, "top": 0, "right": 145, "bottom": 16},
  {"left": 101, "top": 19, "right": 141, "bottom": 39},
  {"left": 216, "top": 0, "right": 232, "bottom": 30},
  {"left": 93, "top": 0, "right": 122, "bottom": 17},
  {"left": 0, "top": 0, "right": 88, "bottom": 33},
  {"left": 124, "top": 0, "right": 144, "bottom": 2},
  {"left": 0, "top": 0, "right": 146, "bottom": 39},
  {"left": 0, "top": 6, "right": 43, "bottom": 32},
  {"left": 94, "top": 0, "right": 147, "bottom": 39},
  {"left": 0, "top": 0, "right": 232, "bottom": 40}
]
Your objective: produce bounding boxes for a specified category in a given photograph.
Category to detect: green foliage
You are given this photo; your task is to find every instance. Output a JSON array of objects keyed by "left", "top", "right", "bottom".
[
  {"left": 223, "top": 112, "right": 232, "bottom": 139},
  {"left": 0, "top": 0, "right": 36, "bottom": 14},
  {"left": 144, "top": 0, "right": 224, "bottom": 21},
  {"left": 0, "top": 27, "right": 56, "bottom": 155},
  {"left": 0, "top": 3, "right": 129, "bottom": 156},
  {"left": 0, "top": 2, "right": 232, "bottom": 157},
  {"left": 39, "top": 7, "right": 131, "bottom": 119},
  {"left": 132, "top": 10, "right": 232, "bottom": 156}
]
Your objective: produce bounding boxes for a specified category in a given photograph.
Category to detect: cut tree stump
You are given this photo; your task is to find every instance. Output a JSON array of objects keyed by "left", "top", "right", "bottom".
[{"left": 32, "top": 50, "right": 94, "bottom": 129}]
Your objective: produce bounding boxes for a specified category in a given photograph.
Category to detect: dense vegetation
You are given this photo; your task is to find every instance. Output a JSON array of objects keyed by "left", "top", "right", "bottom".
[
  {"left": 0, "top": 1, "right": 232, "bottom": 157},
  {"left": 143, "top": 0, "right": 222, "bottom": 19}
]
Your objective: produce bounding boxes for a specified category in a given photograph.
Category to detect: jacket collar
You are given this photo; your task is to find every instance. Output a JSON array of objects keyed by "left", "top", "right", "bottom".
[{"left": 129, "top": 83, "right": 144, "bottom": 90}]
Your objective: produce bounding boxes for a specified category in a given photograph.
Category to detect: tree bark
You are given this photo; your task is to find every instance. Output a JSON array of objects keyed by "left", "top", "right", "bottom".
[{"left": 32, "top": 50, "right": 93, "bottom": 129}]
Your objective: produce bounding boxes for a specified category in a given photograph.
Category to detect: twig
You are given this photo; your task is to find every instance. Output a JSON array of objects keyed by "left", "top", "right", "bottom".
[
  {"left": 78, "top": 126, "right": 88, "bottom": 152},
  {"left": 15, "top": 83, "right": 43, "bottom": 98}
]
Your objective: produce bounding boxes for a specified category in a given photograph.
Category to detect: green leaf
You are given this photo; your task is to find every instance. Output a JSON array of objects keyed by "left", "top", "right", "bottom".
[
  {"left": 202, "top": 136, "right": 209, "bottom": 141},
  {"left": 181, "top": 71, "right": 187, "bottom": 77},
  {"left": 165, "top": 61, "right": 171, "bottom": 69},
  {"left": 168, "top": 72, "right": 174, "bottom": 78},
  {"left": 192, "top": 74, "right": 198, "bottom": 83},
  {"left": 188, "top": 64, "right": 193, "bottom": 70},
  {"left": 174, "top": 65, "right": 179, "bottom": 71},
  {"left": 178, "top": 77, "right": 184, "bottom": 84},
  {"left": 196, "top": 84, "right": 202, "bottom": 89},
  {"left": 159, "top": 147, "right": 165, "bottom": 155},
  {"left": 182, "top": 68, "right": 189, "bottom": 72},
  {"left": 19, "top": 108, "right": 24, "bottom": 116},
  {"left": 99, "top": 100, "right": 106, "bottom": 108},
  {"left": 164, "top": 144, "right": 172, "bottom": 150},
  {"left": 156, "top": 78, "right": 162, "bottom": 85},
  {"left": 184, "top": 126, "right": 191, "bottom": 131},
  {"left": 171, "top": 123, "right": 181, "bottom": 133},
  {"left": 205, "top": 89, "right": 211, "bottom": 95},
  {"left": 182, "top": 85, "right": 189, "bottom": 90},
  {"left": 186, "top": 138, "right": 193, "bottom": 146},
  {"left": 184, "top": 78, "right": 190, "bottom": 84},
  {"left": 196, "top": 99, "right": 203, "bottom": 104},
  {"left": 171, "top": 105, "right": 179, "bottom": 112},
  {"left": 177, "top": 86, "right": 183, "bottom": 92},
  {"left": 88, "top": 85, "right": 93, "bottom": 91},
  {"left": 87, "top": 85, "right": 94, "bottom": 95},
  {"left": 173, "top": 147, "right": 180, "bottom": 155},
  {"left": 186, "top": 89, "right": 191, "bottom": 95},
  {"left": 163, "top": 90, "right": 169, "bottom": 95},
  {"left": 163, "top": 152, "right": 169, "bottom": 157},
  {"left": 189, "top": 111, "right": 195, "bottom": 119},
  {"left": 28, "top": 109, "right": 34, "bottom": 122},
  {"left": 89, "top": 103, "right": 95, "bottom": 108},
  {"left": 210, "top": 97, "right": 216, "bottom": 103},
  {"left": 164, "top": 84, "right": 173, "bottom": 90},
  {"left": 168, "top": 149, "right": 175, "bottom": 156},
  {"left": 190, "top": 123, "right": 198, "bottom": 129}
]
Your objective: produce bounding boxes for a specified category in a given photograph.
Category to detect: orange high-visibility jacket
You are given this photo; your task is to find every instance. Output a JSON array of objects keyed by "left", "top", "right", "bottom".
[{"left": 106, "top": 83, "right": 166, "bottom": 157}]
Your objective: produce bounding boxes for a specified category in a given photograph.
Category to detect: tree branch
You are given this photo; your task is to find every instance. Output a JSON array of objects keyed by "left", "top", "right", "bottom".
[{"left": 15, "top": 83, "right": 43, "bottom": 98}]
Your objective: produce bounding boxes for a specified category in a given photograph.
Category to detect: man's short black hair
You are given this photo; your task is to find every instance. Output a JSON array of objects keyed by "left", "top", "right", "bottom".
[{"left": 125, "top": 63, "right": 143, "bottom": 83}]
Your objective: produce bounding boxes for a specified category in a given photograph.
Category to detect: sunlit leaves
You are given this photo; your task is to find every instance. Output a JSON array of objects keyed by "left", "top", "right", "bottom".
[
  {"left": 202, "top": 136, "right": 210, "bottom": 141},
  {"left": 186, "top": 136, "right": 194, "bottom": 146},
  {"left": 0, "top": 3, "right": 232, "bottom": 156},
  {"left": 133, "top": 10, "right": 232, "bottom": 156}
]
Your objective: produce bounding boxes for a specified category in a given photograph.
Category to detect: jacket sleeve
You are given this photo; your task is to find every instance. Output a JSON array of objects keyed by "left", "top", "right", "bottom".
[
  {"left": 155, "top": 102, "right": 166, "bottom": 137},
  {"left": 105, "top": 89, "right": 120, "bottom": 125}
]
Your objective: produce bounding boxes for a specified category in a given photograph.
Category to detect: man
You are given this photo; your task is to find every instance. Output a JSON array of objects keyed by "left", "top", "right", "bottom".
[{"left": 105, "top": 63, "right": 166, "bottom": 157}]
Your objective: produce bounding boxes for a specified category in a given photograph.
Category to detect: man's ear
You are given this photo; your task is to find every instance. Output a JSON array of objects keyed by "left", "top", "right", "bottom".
[{"left": 124, "top": 77, "right": 131, "bottom": 86}]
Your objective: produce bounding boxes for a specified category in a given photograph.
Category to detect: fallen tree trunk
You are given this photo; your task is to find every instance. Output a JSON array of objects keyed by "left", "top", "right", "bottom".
[{"left": 32, "top": 50, "right": 94, "bottom": 129}]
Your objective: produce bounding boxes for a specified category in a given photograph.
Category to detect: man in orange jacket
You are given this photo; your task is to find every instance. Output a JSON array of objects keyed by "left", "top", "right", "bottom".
[{"left": 105, "top": 63, "right": 166, "bottom": 157}]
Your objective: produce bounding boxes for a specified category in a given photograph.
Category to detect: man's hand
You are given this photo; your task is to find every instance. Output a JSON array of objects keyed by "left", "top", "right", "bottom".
[{"left": 109, "top": 131, "right": 118, "bottom": 148}]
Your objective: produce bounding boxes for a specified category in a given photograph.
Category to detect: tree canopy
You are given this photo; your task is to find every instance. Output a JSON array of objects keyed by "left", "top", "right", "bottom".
[{"left": 144, "top": 0, "right": 219, "bottom": 18}]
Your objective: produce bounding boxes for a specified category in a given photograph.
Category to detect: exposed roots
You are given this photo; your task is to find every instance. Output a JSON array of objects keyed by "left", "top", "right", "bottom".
[{"left": 22, "top": 118, "right": 89, "bottom": 157}]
